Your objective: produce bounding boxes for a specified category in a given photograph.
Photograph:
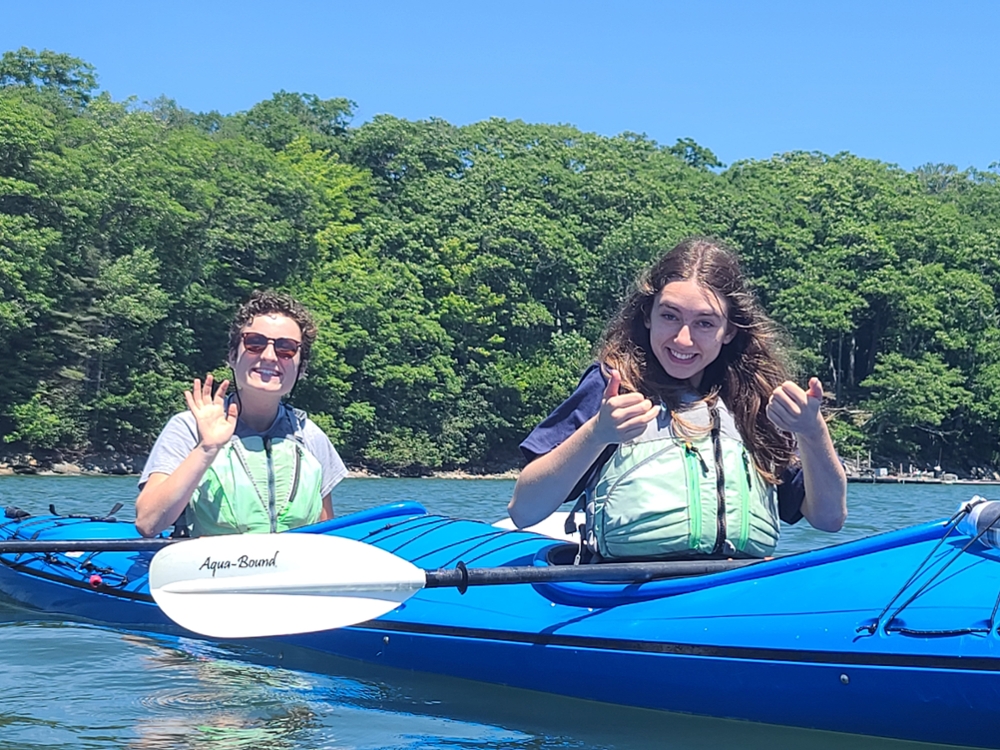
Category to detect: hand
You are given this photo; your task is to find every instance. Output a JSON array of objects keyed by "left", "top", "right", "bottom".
[
  {"left": 184, "top": 373, "right": 238, "bottom": 451},
  {"left": 591, "top": 369, "right": 660, "bottom": 445},
  {"left": 766, "top": 377, "right": 825, "bottom": 439}
]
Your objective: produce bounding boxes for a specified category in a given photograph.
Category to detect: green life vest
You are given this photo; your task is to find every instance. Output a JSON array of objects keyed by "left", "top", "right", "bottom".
[
  {"left": 186, "top": 432, "right": 324, "bottom": 537},
  {"left": 585, "top": 398, "right": 779, "bottom": 560}
]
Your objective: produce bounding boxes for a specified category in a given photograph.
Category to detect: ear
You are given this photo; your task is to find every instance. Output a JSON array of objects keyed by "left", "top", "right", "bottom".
[{"left": 722, "top": 325, "right": 737, "bottom": 345}]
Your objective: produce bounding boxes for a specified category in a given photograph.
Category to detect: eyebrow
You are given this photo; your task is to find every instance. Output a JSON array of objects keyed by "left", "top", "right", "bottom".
[{"left": 656, "top": 300, "right": 726, "bottom": 319}]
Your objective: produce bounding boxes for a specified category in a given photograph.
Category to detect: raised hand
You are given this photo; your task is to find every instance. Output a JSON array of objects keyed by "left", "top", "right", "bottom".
[
  {"left": 766, "top": 377, "right": 825, "bottom": 439},
  {"left": 184, "top": 373, "right": 239, "bottom": 450},
  {"left": 592, "top": 368, "right": 661, "bottom": 445}
]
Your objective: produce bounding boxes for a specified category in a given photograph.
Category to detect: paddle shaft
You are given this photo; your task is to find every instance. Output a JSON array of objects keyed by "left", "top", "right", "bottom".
[
  {"left": 0, "top": 539, "right": 177, "bottom": 554},
  {"left": 1, "top": 537, "right": 760, "bottom": 582},
  {"left": 425, "top": 558, "right": 761, "bottom": 590}
]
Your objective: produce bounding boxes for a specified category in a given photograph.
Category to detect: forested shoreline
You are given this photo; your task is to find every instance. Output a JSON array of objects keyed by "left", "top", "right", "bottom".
[{"left": 3, "top": 48, "right": 1000, "bottom": 476}]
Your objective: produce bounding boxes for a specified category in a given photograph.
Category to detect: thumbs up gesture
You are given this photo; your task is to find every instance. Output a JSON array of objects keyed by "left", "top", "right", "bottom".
[
  {"left": 592, "top": 369, "right": 661, "bottom": 445},
  {"left": 766, "top": 377, "right": 825, "bottom": 439}
]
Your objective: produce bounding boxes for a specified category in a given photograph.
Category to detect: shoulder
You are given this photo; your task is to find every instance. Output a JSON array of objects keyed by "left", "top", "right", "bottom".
[
  {"left": 299, "top": 416, "right": 335, "bottom": 452},
  {"left": 520, "top": 363, "right": 607, "bottom": 462},
  {"left": 297, "top": 413, "right": 348, "bottom": 495},
  {"left": 154, "top": 411, "right": 199, "bottom": 447},
  {"left": 138, "top": 411, "right": 199, "bottom": 487},
  {"left": 272, "top": 407, "right": 332, "bottom": 453},
  {"left": 559, "top": 362, "right": 608, "bottom": 414}
]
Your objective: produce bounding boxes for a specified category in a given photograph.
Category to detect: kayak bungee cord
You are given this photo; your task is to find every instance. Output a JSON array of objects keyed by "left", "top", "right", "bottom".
[
  {"left": 360, "top": 514, "right": 540, "bottom": 567},
  {"left": 358, "top": 512, "right": 572, "bottom": 568},
  {"left": 442, "top": 529, "right": 558, "bottom": 568},
  {"left": 858, "top": 505, "right": 1000, "bottom": 637},
  {"left": 361, "top": 515, "right": 460, "bottom": 551},
  {"left": 432, "top": 525, "right": 555, "bottom": 567},
  {"left": 857, "top": 506, "right": 967, "bottom": 636}
]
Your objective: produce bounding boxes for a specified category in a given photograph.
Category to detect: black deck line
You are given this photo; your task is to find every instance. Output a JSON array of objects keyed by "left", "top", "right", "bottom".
[{"left": 354, "top": 619, "right": 1000, "bottom": 672}]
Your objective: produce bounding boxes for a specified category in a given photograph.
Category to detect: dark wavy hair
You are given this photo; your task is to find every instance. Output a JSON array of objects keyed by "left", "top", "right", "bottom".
[
  {"left": 596, "top": 236, "right": 795, "bottom": 482},
  {"left": 227, "top": 290, "right": 318, "bottom": 377}
]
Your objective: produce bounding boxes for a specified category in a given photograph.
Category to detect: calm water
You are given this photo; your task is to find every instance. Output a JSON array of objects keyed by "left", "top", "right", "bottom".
[{"left": 0, "top": 476, "right": 990, "bottom": 749}]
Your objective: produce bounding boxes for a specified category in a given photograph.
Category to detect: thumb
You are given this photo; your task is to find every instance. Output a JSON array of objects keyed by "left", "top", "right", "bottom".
[
  {"left": 227, "top": 402, "right": 239, "bottom": 422},
  {"left": 603, "top": 368, "right": 621, "bottom": 400},
  {"left": 807, "top": 377, "right": 823, "bottom": 401}
]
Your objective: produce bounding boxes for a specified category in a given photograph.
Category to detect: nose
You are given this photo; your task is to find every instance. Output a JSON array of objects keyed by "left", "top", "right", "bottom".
[
  {"left": 259, "top": 342, "right": 279, "bottom": 361},
  {"left": 675, "top": 324, "right": 693, "bottom": 347}
]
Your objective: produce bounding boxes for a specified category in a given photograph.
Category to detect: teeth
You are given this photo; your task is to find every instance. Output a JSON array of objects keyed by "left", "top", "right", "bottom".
[{"left": 670, "top": 350, "right": 696, "bottom": 361}]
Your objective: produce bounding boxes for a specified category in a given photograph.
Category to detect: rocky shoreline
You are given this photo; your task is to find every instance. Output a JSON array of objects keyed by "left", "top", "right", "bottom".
[
  {"left": 5, "top": 449, "right": 994, "bottom": 485},
  {"left": 0, "top": 450, "right": 521, "bottom": 481},
  {"left": 0, "top": 450, "right": 143, "bottom": 477}
]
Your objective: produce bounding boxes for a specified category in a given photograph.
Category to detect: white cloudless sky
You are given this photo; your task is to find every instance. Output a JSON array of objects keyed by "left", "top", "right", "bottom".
[{"left": 3, "top": 0, "right": 997, "bottom": 170}]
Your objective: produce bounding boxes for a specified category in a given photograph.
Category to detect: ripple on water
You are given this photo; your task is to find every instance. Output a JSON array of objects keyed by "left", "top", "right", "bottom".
[{"left": 0, "top": 619, "right": 533, "bottom": 750}]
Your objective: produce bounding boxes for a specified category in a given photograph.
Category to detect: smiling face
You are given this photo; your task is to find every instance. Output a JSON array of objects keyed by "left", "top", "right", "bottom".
[
  {"left": 646, "top": 279, "right": 736, "bottom": 389},
  {"left": 229, "top": 313, "right": 303, "bottom": 400}
]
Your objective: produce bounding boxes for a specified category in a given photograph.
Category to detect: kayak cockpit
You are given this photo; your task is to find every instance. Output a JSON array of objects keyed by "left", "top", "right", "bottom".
[{"left": 529, "top": 519, "right": 953, "bottom": 608}]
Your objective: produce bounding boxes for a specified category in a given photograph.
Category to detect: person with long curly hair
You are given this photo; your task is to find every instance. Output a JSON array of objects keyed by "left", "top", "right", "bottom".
[
  {"left": 508, "top": 237, "right": 846, "bottom": 561},
  {"left": 135, "top": 290, "right": 346, "bottom": 538}
]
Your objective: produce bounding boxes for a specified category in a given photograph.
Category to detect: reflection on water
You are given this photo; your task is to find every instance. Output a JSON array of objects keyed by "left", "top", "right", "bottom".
[
  {"left": 0, "top": 621, "right": 530, "bottom": 750},
  {"left": 0, "top": 476, "right": 988, "bottom": 749},
  {"left": 125, "top": 635, "right": 321, "bottom": 750},
  {"left": 0, "top": 615, "right": 956, "bottom": 750}
]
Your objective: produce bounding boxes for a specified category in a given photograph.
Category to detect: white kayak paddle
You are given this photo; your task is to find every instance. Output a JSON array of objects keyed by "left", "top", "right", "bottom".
[
  {"left": 149, "top": 533, "right": 425, "bottom": 638},
  {"left": 150, "top": 533, "right": 760, "bottom": 638}
]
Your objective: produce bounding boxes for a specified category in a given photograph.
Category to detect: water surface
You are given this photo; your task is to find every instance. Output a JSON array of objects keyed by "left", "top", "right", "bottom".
[{"left": 0, "top": 476, "right": 989, "bottom": 749}]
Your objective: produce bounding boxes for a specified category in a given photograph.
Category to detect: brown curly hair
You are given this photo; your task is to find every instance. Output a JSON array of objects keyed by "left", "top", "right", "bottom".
[
  {"left": 596, "top": 236, "right": 795, "bottom": 482},
  {"left": 227, "top": 290, "right": 319, "bottom": 377}
]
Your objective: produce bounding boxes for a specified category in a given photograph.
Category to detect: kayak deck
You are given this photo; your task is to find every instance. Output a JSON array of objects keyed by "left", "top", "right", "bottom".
[{"left": 2, "top": 502, "right": 1000, "bottom": 747}]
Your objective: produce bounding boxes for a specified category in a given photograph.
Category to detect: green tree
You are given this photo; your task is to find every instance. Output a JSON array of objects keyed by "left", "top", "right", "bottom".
[
  {"left": 861, "top": 353, "right": 972, "bottom": 460},
  {"left": 0, "top": 47, "right": 97, "bottom": 106}
]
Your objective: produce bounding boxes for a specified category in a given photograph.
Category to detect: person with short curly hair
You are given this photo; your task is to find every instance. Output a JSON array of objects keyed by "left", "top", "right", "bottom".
[
  {"left": 508, "top": 237, "right": 846, "bottom": 561},
  {"left": 226, "top": 290, "right": 319, "bottom": 378},
  {"left": 136, "top": 290, "right": 346, "bottom": 538}
]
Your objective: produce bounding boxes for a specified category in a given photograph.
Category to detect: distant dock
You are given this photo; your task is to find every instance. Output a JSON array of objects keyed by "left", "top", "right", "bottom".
[{"left": 847, "top": 475, "right": 1000, "bottom": 486}]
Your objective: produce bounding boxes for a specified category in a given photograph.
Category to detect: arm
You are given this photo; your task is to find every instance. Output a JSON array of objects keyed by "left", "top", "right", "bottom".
[
  {"left": 766, "top": 378, "right": 847, "bottom": 532},
  {"left": 319, "top": 493, "right": 334, "bottom": 521},
  {"left": 134, "top": 375, "right": 238, "bottom": 538},
  {"left": 508, "top": 370, "right": 659, "bottom": 528},
  {"left": 135, "top": 448, "right": 222, "bottom": 537}
]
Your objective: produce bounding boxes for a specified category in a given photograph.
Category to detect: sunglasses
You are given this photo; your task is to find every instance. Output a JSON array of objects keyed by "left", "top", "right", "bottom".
[{"left": 241, "top": 332, "right": 301, "bottom": 359}]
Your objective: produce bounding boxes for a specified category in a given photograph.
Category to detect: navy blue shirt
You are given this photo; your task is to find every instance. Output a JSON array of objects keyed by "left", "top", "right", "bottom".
[{"left": 520, "top": 364, "right": 806, "bottom": 524}]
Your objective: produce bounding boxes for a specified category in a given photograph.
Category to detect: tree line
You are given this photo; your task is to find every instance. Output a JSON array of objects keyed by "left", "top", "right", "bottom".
[{"left": 2, "top": 48, "right": 999, "bottom": 474}]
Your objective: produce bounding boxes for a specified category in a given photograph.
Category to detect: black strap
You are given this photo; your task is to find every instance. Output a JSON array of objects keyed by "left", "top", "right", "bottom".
[{"left": 709, "top": 405, "right": 728, "bottom": 555}]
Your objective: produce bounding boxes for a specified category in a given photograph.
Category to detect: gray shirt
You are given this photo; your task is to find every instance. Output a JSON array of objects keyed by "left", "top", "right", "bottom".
[{"left": 138, "top": 403, "right": 348, "bottom": 499}]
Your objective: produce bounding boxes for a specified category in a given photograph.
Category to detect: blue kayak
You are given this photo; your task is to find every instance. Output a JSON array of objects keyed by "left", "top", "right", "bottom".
[{"left": 1, "top": 501, "right": 999, "bottom": 748}]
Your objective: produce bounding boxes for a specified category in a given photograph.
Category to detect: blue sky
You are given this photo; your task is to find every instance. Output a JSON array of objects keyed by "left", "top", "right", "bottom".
[{"left": 3, "top": 0, "right": 997, "bottom": 171}]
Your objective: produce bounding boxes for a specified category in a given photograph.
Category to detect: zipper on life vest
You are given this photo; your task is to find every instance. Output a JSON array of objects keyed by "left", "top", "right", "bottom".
[
  {"left": 684, "top": 441, "right": 707, "bottom": 549},
  {"left": 264, "top": 437, "right": 277, "bottom": 533},
  {"left": 287, "top": 447, "right": 302, "bottom": 506},
  {"left": 736, "top": 450, "right": 753, "bottom": 551}
]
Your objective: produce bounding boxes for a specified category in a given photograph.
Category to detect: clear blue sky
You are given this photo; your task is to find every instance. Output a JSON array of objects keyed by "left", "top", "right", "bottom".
[{"left": 3, "top": 0, "right": 997, "bottom": 171}]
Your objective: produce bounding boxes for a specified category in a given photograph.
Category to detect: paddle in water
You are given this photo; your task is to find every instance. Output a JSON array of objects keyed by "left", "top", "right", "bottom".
[{"left": 149, "top": 533, "right": 759, "bottom": 638}]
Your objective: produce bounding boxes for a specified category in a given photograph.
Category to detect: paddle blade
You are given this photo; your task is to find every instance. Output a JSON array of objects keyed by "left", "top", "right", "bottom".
[{"left": 149, "top": 533, "right": 426, "bottom": 638}]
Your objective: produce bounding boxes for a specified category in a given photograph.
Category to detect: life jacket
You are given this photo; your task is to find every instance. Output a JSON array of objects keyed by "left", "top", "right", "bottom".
[
  {"left": 584, "top": 398, "right": 779, "bottom": 560},
  {"left": 184, "top": 407, "right": 324, "bottom": 537}
]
